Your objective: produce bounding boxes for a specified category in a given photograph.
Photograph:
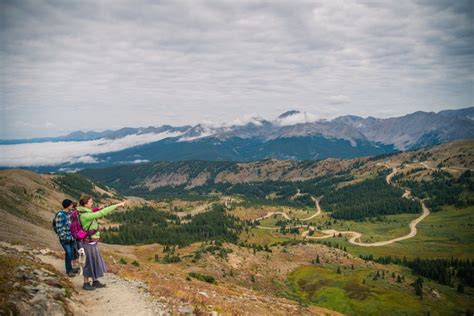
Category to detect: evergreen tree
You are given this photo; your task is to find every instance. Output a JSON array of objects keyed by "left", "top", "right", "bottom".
[{"left": 414, "top": 277, "right": 423, "bottom": 299}]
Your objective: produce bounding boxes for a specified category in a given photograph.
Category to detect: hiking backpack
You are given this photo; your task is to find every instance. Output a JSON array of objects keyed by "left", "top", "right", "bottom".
[
  {"left": 70, "top": 210, "right": 96, "bottom": 241},
  {"left": 52, "top": 211, "right": 61, "bottom": 235}
]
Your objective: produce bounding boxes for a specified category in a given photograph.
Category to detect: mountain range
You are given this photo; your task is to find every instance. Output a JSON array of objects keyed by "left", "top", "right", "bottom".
[{"left": 1, "top": 107, "right": 473, "bottom": 171}]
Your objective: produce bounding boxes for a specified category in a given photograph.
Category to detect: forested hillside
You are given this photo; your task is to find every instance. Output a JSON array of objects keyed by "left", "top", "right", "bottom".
[
  {"left": 54, "top": 172, "right": 121, "bottom": 200},
  {"left": 321, "top": 176, "right": 421, "bottom": 220},
  {"left": 102, "top": 204, "right": 244, "bottom": 246},
  {"left": 397, "top": 170, "right": 473, "bottom": 211}
]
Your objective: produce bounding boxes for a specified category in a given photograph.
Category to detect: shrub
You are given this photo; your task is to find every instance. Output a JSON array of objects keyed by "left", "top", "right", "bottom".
[{"left": 188, "top": 272, "right": 216, "bottom": 284}]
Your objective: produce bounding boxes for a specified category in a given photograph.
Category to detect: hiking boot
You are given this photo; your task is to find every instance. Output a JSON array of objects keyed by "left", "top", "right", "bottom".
[
  {"left": 67, "top": 271, "right": 77, "bottom": 277},
  {"left": 71, "top": 267, "right": 80, "bottom": 273},
  {"left": 82, "top": 283, "right": 96, "bottom": 291},
  {"left": 92, "top": 280, "right": 106, "bottom": 288}
]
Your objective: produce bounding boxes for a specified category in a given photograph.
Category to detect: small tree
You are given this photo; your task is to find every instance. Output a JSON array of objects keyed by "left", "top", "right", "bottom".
[{"left": 414, "top": 277, "right": 423, "bottom": 300}]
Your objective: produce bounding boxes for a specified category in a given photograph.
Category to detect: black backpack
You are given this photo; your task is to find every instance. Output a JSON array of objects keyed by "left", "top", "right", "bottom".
[{"left": 52, "top": 211, "right": 62, "bottom": 235}]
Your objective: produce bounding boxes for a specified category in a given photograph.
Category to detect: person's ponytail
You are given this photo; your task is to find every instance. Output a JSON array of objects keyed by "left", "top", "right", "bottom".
[{"left": 79, "top": 195, "right": 92, "bottom": 207}]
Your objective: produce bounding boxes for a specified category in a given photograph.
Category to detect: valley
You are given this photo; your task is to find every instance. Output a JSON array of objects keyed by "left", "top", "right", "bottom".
[
  {"left": 2, "top": 1, "right": 473, "bottom": 314},
  {"left": 253, "top": 166, "right": 432, "bottom": 247},
  {"left": 1, "top": 140, "right": 473, "bottom": 315}
]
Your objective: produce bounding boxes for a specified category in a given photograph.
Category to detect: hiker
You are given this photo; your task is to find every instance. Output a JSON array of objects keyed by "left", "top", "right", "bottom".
[
  {"left": 77, "top": 195, "right": 127, "bottom": 291},
  {"left": 70, "top": 202, "right": 82, "bottom": 261},
  {"left": 54, "top": 199, "right": 80, "bottom": 277},
  {"left": 68, "top": 201, "right": 106, "bottom": 275}
]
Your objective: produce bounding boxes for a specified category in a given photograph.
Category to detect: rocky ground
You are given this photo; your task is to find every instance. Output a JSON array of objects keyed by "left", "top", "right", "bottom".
[{"left": 0, "top": 242, "right": 184, "bottom": 316}]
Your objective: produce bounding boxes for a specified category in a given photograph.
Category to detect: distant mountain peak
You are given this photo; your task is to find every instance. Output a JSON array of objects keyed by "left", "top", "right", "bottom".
[{"left": 275, "top": 110, "right": 322, "bottom": 126}]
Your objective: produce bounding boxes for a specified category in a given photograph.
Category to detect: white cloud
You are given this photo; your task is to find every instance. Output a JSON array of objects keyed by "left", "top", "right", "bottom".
[
  {"left": 275, "top": 111, "right": 322, "bottom": 126},
  {"left": 0, "top": 131, "right": 183, "bottom": 167},
  {"left": 58, "top": 167, "right": 82, "bottom": 173},
  {"left": 131, "top": 159, "right": 149, "bottom": 164},
  {"left": 224, "top": 114, "right": 265, "bottom": 127},
  {"left": 71, "top": 155, "right": 99, "bottom": 164}
]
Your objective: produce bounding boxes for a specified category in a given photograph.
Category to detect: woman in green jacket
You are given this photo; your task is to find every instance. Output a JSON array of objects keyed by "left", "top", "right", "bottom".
[{"left": 77, "top": 195, "right": 127, "bottom": 291}]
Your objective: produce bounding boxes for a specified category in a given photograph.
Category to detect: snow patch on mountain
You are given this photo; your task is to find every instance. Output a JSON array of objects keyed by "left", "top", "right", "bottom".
[{"left": 178, "top": 124, "right": 216, "bottom": 142}]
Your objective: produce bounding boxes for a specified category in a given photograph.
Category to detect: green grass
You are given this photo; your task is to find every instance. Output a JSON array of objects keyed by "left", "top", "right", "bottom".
[
  {"left": 288, "top": 265, "right": 474, "bottom": 315},
  {"left": 252, "top": 208, "right": 421, "bottom": 246},
  {"left": 286, "top": 207, "right": 317, "bottom": 220},
  {"left": 239, "top": 227, "right": 296, "bottom": 245},
  {"left": 252, "top": 203, "right": 474, "bottom": 260},
  {"left": 300, "top": 209, "right": 420, "bottom": 243},
  {"left": 334, "top": 213, "right": 419, "bottom": 243},
  {"left": 258, "top": 216, "right": 284, "bottom": 227},
  {"left": 339, "top": 205, "right": 474, "bottom": 260}
]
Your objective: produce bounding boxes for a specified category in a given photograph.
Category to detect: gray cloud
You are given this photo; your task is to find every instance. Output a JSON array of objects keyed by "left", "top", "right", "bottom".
[{"left": 1, "top": 0, "right": 472, "bottom": 138}]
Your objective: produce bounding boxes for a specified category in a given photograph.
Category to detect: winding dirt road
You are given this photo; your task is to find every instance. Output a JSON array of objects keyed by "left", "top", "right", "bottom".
[
  {"left": 254, "top": 197, "right": 322, "bottom": 230},
  {"left": 255, "top": 166, "right": 431, "bottom": 247}
]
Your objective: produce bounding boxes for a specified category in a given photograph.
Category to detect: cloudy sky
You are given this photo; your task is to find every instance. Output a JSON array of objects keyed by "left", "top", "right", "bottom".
[{"left": 1, "top": 0, "right": 472, "bottom": 139}]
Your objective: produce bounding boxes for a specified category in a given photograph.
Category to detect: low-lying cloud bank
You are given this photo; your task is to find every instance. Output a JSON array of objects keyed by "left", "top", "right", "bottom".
[{"left": 0, "top": 131, "right": 183, "bottom": 167}]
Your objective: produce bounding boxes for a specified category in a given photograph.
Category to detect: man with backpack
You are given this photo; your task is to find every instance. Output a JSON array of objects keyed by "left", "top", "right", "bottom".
[{"left": 53, "top": 199, "right": 80, "bottom": 277}]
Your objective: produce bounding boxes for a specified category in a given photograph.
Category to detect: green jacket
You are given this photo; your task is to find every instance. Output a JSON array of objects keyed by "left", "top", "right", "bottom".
[{"left": 77, "top": 204, "right": 119, "bottom": 240}]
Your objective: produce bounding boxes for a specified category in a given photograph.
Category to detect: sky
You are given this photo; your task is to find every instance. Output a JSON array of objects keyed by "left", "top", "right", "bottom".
[{"left": 1, "top": 0, "right": 473, "bottom": 139}]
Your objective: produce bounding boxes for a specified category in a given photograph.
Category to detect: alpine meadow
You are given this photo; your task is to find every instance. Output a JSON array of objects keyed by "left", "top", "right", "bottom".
[{"left": 1, "top": 1, "right": 473, "bottom": 315}]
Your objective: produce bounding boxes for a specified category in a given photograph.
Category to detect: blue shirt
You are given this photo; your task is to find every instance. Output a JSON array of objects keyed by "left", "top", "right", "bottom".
[{"left": 55, "top": 210, "right": 73, "bottom": 242}]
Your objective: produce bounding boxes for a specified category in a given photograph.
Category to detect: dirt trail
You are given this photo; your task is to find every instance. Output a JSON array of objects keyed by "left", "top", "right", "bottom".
[
  {"left": 385, "top": 166, "right": 397, "bottom": 184},
  {"left": 38, "top": 251, "right": 170, "bottom": 316},
  {"left": 254, "top": 197, "right": 321, "bottom": 230},
  {"left": 255, "top": 211, "right": 291, "bottom": 222},
  {"left": 302, "top": 197, "right": 322, "bottom": 220},
  {"left": 256, "top": 166, "right": 431, "bottom": 247},
  {"left": 303, "top": 200, "right": 430, "bottom": 247}
]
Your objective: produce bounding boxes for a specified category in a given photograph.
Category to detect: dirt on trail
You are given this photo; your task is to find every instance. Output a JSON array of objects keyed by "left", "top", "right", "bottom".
[
  {"left": 1, "top": 241, "right": 172, "bottom": 316},
  {"left": 39, "top": 253, "right": 171, "bottom": 316}
]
